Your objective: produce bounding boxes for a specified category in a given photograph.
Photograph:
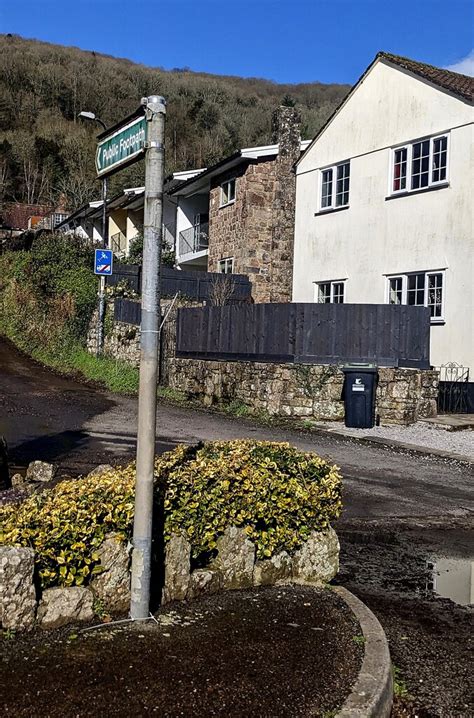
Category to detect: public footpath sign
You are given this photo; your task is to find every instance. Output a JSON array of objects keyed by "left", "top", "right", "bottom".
[
  {"left": 94, "top": 249, "right": 113, "bottom": 276},
  {"left": 96, "top": 115, "right": 147, "bottom": 177}
]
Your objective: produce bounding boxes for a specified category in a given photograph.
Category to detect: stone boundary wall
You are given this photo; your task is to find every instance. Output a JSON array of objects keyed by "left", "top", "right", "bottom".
[
  {"left": 86, "top": 303, "right": 141, "bottom": 367},
  {"left": 86, "top": 298, "right": 202, "bottom": 371},
  {"left": 169, "top": 358, "right": 438, "bottom": 425},
  {"left": 0, "top": 526, "right": 339, "bottom": 631},
  {"left": 86, "top": 302, "right": 438, "bottom": 425}
]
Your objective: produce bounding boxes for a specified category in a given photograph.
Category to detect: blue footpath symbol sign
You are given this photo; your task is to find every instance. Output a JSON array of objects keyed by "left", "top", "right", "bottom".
[{"left": 94, "top": 249, "right": 113, "bottom": 276}]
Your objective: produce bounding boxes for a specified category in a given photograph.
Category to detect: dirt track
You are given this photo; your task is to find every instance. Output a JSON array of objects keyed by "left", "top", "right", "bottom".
[{"left": 1, "top": 337, "right": 473, "bottom": 715}]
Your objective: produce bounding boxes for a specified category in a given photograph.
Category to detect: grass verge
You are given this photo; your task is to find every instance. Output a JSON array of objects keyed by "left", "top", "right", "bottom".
[{"left": 1, "top": 329, "right": 139, "bottom": 395}]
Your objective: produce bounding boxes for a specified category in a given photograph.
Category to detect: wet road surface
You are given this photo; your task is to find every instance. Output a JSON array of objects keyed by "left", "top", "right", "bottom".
[
  {"left": 1, "top": 337, "right": 472, "bottom": 522},
  {"left": 1, "top": 336, "right": 473, "bottom": 715}
]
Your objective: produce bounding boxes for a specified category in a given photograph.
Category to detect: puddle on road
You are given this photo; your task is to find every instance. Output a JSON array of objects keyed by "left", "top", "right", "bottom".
[{"left": 426, "top": 557, "right": 474, "bottom": 606}]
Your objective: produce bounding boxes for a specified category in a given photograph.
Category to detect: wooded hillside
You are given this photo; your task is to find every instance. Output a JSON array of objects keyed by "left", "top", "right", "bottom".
[{"left": 0, "top": 35, "right": 349, "bottom": 210}]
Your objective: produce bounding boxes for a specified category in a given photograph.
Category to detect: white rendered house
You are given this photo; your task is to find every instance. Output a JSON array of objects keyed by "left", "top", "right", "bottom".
[{"left": 293, "top": 52, "right": 473, "bottom": 374}]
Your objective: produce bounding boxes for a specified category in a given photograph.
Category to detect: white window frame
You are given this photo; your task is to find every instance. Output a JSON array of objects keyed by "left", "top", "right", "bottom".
[
  {"left": 319, "top": 161, "right": 350, "bottom": 211},
  {"left": 389, "top": 134, "right": 449, "bottom": 196},
  {"left": 220, "top": 178, "right": 236, "bottom": 208},
  {"left": 314, "top": 279, "right": 346, "bottom": 304},
  {"left": 218, "top": 257, "right": 234, "bottom": 274},
  {"left": 385, "top": 270, "right": 445, "bottom": 323}
]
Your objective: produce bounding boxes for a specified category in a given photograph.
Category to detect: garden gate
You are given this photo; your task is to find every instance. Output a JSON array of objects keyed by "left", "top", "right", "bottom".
[{"left": 437, "top": 362, "right": 470, "bottom": 413}]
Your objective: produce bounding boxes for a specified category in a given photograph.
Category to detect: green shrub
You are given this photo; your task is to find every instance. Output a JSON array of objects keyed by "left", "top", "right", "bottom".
[
  {"left": 0, "top": 440, "right": 342, "bottom": 588},
  {"left": 0, "top": 466, "right": 135, "bottom": 587},
  {"left": 158, "top": 440, "right": 342, "bottom": 560},
  {"left": 0, "top": 235, "right": 139, "bottom": 394}
]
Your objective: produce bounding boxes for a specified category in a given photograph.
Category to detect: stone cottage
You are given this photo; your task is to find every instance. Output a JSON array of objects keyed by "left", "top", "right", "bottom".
[{"left": 170, "top": 107, "right": 310, "bottom": 302}]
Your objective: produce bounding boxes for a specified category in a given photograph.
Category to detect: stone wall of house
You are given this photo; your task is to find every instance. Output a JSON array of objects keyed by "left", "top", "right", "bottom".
[
  {"left": 207, "top": 160, "right": 277, "bottom": 303},
  {"left": 168, "top": 358, "right": 439, "bottom": 426},
  {"left": 207, "top": 106, "right": 301, "bottom": 304}
]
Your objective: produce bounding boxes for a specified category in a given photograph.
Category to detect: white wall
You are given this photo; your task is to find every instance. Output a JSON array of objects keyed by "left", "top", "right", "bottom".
[
  {"left": 293, "top": 59, "right": 474, "bottom": 371},
  {"left": 163, "top": 197, "right": 177, "bottom": 252},
  {"left": 176, "top": 193, "right": 209, "bottom": 266}
]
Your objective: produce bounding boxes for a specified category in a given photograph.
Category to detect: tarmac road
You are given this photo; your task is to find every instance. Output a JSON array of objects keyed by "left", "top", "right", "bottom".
[
  {"left": 1, "top": 336, "right": 472, "bottom": 521},
  {"left": 1, "top": 336, "right": 473, "bottom": 715}
]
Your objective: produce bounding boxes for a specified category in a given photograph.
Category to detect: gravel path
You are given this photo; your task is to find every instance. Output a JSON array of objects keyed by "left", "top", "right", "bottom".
[{"left": 320, "top": 421, "right": 474, "bottom": 461}]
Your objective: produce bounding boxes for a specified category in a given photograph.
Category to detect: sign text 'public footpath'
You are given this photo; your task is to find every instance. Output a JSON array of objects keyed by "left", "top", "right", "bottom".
[{"left": 95, "top": 115, "right": 147, "bottom": 177}]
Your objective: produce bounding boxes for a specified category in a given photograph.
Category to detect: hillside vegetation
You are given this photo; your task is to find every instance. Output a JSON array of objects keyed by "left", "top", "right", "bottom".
[{"left": 0, "top": 34, "right": 348, "bottom": 210}]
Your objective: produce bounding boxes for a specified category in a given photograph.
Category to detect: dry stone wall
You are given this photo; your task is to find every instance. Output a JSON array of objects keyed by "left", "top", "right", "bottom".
[
  {"left": 86, "top": 300, "right": 438, "bottom": 426},
  {"left": 162, "top": 526, "right": 340, "bottom": 605},
  {"left": 168, "top": 358, "right": 438, "bottom": 426},
  {"left": 1, "top": 526, "right": 340, "bottom": 631},
  {"left": 86, "top": 298, "right": 202, "bottom": 373},
  {"left": 87, "top": 304, "right": 141, "bottom": 366}
]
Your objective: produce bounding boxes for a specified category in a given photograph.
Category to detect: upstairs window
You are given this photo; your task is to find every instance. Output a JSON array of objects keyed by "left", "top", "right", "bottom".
[
  {"left": 391, "top": 135, "right": 448, "bottom": 194},
  {"left": 316, "top": 280, "right": 345, "bottom": 304},
  {"left": 220, "top": 178, "right": 236, "bottom": 207},
  {"left": 218, "top": 257, "right": 234, "bottom": 274},
  {"left": 320, "top": 162, "right": 350, "bottom": 210},
  {"left": 387, "top": 271, "right": 444, "bottom": 321}
]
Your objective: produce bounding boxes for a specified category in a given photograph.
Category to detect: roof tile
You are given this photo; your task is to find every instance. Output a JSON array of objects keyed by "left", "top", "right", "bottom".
[{"left": 378, "top": 52, "right": 473, "bottom": 102}]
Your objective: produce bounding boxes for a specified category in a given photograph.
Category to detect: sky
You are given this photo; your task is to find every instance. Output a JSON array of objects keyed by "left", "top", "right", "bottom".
[{"left": 1, "top": 0, "right": 473, "bottom": 84}]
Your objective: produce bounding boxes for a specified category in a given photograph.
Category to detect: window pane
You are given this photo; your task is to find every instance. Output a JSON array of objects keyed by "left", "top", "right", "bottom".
[
  {"left": 318, "top": 283, "right": 331, "bottom": 303},
  {"left": 321, "top": 169, "right": 333, "bottom": 208},
  {"left": 389, "top": 277, "right": 403, "bottom": 304},
  {"left": 432, "top": 137, "right": 447, "bottom": 183},
  {"left": 411, "top": 140, "right": 430, "bottom": 189},
  {"left": 332, "top": 282, "right": 344, "bottom": 303},
  {"left": 427, "top": 273, "right": 443, "bottom": 317},
  {"left": 228, "top": 179, "right": 236, "bottom": 202},
  {"left": 335, "top": 162, "right": 350, "bottom": 206},
  {"left": 407, "top": 273, "right": 425, "bottom": 305},
  {"left": 393, "top": 148, "right": 407, "bottom": 191},
  {"left": 219, "top": 258, "right": 233, "bottom": 274}
]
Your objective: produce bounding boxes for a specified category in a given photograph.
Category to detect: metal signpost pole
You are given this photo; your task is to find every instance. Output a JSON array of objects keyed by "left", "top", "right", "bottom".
[
  {"left": 97, "top": 175, "right": 108, "bottom": 355},
  {"left": 130, "top": 96, "right": 166, "bottom": 620}
]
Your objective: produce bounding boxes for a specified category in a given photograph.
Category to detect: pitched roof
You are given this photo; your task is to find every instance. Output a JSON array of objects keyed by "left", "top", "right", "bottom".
[
  {"left": 378, "top": 52, "right": 473, "bottom": 102},
  {"left": 297, "top": 51, "right": 473, "bottom": 167},
  {"left": 170, "top": 141, "right": 311, "bottom": 197}
]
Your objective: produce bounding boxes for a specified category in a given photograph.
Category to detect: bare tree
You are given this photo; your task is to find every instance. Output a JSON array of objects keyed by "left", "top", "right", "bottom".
[{"left": 209, "top": 272, "right": 236, "bottom": 306}]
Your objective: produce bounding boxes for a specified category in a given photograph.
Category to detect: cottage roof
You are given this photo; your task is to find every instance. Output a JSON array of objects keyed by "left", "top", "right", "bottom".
[
  {"left": 169, "top": 141, "right": 311, "bottom": 197},
  {"left": 297, "top": 51, "right": 473, "bottom": 167},
  {"left": 379, "top": 52, "right": 473, "bottom": 103}
]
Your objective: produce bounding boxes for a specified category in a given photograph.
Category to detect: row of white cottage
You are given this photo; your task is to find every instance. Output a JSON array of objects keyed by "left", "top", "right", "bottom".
[{"left": 61, "top": 52, "right": 473, "bottom": 374}]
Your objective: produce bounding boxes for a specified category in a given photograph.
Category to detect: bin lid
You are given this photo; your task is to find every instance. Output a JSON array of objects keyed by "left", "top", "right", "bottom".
[{"left": 342, "top": 362, "right": 378, "bottom": 372}]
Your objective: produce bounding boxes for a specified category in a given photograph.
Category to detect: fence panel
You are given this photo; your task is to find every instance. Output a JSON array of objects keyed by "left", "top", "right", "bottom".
[
  {"left": 108, "top": 264, "right": 252, "bottom": 302},
  {"left": 114, "top": 298, "right": 142, "bottom": 326},
  {"left": 176, "top": 303, "right": 431, "bottom": 368}
]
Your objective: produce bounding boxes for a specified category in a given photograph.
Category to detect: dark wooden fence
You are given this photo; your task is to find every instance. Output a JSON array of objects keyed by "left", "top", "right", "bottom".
[
  {"left": 114, "top": 298, "right": 142, "bottom": 326},
  {"left": 176, "top": 303, "right": 431, "bottom": 368},
  {"left": 108, "top": 264, "right": 252, "bottom": 302}
]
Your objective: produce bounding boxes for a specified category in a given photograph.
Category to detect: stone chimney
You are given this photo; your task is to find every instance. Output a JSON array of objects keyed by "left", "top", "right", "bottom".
[
  {"left": 271, "top": 105, "right": 302, "bottom": 162},
  {"left": 270, "top": 106, "right": 302, "bottom": 303}
]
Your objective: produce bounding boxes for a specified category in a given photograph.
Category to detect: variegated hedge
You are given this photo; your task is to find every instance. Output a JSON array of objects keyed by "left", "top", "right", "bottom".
[{"left": 0, "top": 441, "right": 342, "bottom": 588}]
